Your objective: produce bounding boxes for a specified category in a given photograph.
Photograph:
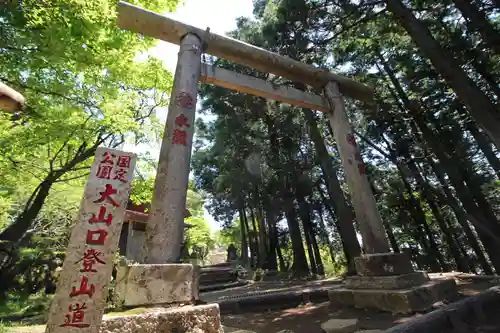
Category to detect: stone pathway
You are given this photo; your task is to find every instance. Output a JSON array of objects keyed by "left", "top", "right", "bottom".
[
  {"left": 201, "top": 278, "right": 342, "bottom": 303},
  {"left": 5, "top": 275, "right": 499, "bottom": 333}
]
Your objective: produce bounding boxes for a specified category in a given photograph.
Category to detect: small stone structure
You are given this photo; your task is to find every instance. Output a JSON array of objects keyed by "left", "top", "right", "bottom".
[
  {"left": 328, "top": 253, "right": 458, "bottom": 313},
  {"left": 119, "top": 201, "right": 191, "bottom": 262},
  {"left": 226, "top": 244, "right": 238, "bottom": 262}
]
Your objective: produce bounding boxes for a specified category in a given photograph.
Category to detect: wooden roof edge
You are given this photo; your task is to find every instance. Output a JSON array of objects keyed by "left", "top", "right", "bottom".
[{"left": 0, "top": 82, "right": 25, "bottom": 106}]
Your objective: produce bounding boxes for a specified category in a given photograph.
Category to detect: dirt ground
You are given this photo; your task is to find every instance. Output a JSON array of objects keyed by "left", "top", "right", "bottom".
[
  {"left": 220, "top": 275, "right": 500, "bottom": 333},
  {"left": 4, "top": 274, "right": 499, "bottom": 333}
]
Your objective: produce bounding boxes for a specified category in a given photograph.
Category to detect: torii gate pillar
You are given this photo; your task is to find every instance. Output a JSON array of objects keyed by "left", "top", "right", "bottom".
[
  {"left": 141, "top": 33, "right": 202, "bottom": 264},
  {"left": 324, "top": 81, "right": 390, "bottom": 255}
]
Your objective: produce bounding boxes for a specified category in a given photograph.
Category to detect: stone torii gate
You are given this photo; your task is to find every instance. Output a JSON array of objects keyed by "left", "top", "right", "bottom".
[{"left": 117, "top": 2, "right": 456, "bottom": 313}]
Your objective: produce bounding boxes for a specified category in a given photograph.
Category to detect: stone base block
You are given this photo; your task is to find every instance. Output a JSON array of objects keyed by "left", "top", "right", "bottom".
[
  {"left": 101, "top": 304, "right": 223, "bottom": 333},
  {"left": 345, "top": 271, "right": 429, "bottom": 290},
  {"left": 354, "top": 252, "right": 414, "bottom": 276},
  {"left": 328, "top": 279, "right": 458, "bottom": 314},
  {"left": 116, "top": 264, "right": 199, "bottom": 307},
  {"left": 321, "top": 318, "right": 359, "bottom": 333}
]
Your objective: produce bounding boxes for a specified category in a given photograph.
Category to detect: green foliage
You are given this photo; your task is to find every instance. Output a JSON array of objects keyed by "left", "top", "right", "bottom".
[
  {"left": 184, "top": 216, "right": 215, "bottom": 259},
  {"left": 0, "top": 0, "right": 181, "bottom": 302},
  {"left": 0, "top": 292, "right": 52, "bottom": 319},
  {"left": 214, "top": 219, "right": 241, "bottom": 250}
]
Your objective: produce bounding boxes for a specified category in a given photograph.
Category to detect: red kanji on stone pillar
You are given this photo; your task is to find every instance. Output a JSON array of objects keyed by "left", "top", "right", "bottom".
[
  {"left": 175, "top": 91, "right": 194, "bottom": 109},
  {"left": 76, "top": 249, "right": 106, "bottom": 273},
  {"left": 60, "top": 303, "right": 90, "bottom": 328},
  {"left": 117, "top": 155, "right": 131, "bottom": 168},
  {"left": 172, "top": 129, "right": 187, "bottom": 145},
  {"left": 113, "top": 168, "right": 128, "bottom": 183},
  {"left": 96, "top": 164, "right": 113, "bottom": 179},
  {"left": 88, "top": 206, "right": 113, "bottom": 225},
  {"left": 69, "top": 276, "right": 95, "bottom": 298},
  {"left": 101, "top": 151, "right": 115, "bottom": 165},
  {"left": 93, "top": 184, "right": 119, "bottom": 207},
  {"left": 175, "top": 114, "right": 190, "bottom": 128},
  {"left": 86, "top": 229, "right": 108, "bottom": 245},
  {"left": 346, "top": 133, "right": 357, "bottom": 146}
]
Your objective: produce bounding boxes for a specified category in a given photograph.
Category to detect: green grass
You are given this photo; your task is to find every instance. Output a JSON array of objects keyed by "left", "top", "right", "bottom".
[
  {"left": 0, "top": 323, "right": 45, "bottom": 333},
  {"left": 0, "top": 293, "right": 52, "bottom": 319},
  {"left": 0, "top": 306, "right": 150, "bottom": 333}
]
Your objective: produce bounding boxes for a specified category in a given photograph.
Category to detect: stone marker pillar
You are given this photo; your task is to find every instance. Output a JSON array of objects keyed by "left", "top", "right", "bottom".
[
  {"left": 45, "top": 147, "right": 136, "bottom": 333},
  {"left": 141, "top": 33, "right": 202, "bottom": 264},
  {"left": 323, "top": 81, "right": 390, "bottom": 254}
]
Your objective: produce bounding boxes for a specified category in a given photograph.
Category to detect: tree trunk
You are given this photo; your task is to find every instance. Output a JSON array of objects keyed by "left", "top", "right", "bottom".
[
  {"left": 311, "top": 229, "right": 325, "bottom": 276},
  {"left": 317, "top": 206, "right": 337, "bottom": 264},
  {"left": 249, "top": 206, "right": 259, "bottom": 267},
  {"left": 382, "top": 217, "right": 400, "bottom": 253},
  {"left": 402, "top": 156, "right": 467, "bottom": 272},
  {"left": 238, "top": 202, "right": 249, "bottom": 263},
  {"left": 284, "top": 196, "right": 310, "bottom": 275},
  {"left": 302, "top": 108, "right": 361, "bottom": 273},
  {"left": 438, "top": 18, "right": 500, "bottom": 100},
  {"left": 265, "top": 208, "right": 278, "bottom": 271},
  {"left": 427, "top": 157, "right": 493, "bottom": 274},
  {"left": 0, "top": 179, "right": 53, "bottom": 242},
  {"left": 317, "top": 184, "right": 358, "bottom": 275},
  {"left": 399, "top": 196, "right": 434, "bottom": 269},
  {"left": 252, "top": 190, "right": 268, "bottom": 267},
  {"left": 399, "top": 169, "right": 446, "bottom": 272},
  {"left": 463, "top": 117, "right": 500, "bottom": 179},
  {"left": 451, "top": 0, "right": 500, "bottom": 55},
  {"left": 412, "top": 113, "right": 500, "bottom": 273},
  {"left": 384, "top": 0, "right": 500, "bottom": 148},
  {"left": 296, "top": 196, "right": 317, "bottom": 275},
  {"left": 379, "top": 51, "right": 500, "bottom": 273},
  {"left": 272, "top": 222, "right": 287, "bottom": 271},
  {"left": 453, "top": 105, "right": 500, "bottom": 179}
]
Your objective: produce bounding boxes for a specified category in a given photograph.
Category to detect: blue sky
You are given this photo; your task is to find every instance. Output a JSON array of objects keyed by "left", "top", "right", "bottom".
[{"left": 127, "top": 0, "right": 255, "bottom": 232}]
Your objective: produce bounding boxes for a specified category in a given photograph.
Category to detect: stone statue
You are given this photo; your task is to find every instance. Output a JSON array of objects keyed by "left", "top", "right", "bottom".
[{"left": 227, "top": 244, "right": 238, "bottom": 262}]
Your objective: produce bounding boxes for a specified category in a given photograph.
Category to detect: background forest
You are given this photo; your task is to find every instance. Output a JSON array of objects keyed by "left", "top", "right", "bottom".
[{"left": 0, "top": 0, "right": 499, "bottom": 321}]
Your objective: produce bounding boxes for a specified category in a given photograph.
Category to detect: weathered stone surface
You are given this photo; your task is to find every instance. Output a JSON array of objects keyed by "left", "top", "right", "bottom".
[
  {"left": 193, "top": 264, "right": 201, "bottom": 301},
  {"left": 223, "top": 327, "right": 257, "bottom": 333},
  {"left": 101, "top": 304, "right": 223, "bottom": 333},
  {"left": 329, "top": 279, "right": 458, "bottom": 314},
  {"left": 321, "top": 318, "right": 359, "bottom": 333},
  {"left": 354, "top": 253, "right": 414, "bottom": 276},
  {"left": 115, "top": 263, "right": 196, "bottom": 306},
  {"left": 345, "top": 271, "right": 429, "bottom": 290},
  {"left": 45, "top": 148, "right": 137, "bottom": 333}
]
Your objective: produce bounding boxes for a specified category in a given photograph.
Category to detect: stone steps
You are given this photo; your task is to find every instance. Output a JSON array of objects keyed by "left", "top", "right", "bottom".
[
  {"left": 217, "top": 287, "right": 330, "bottom": 315},
  {"left": 200, "top": 279, "right": 249, "bottom": 293}
]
